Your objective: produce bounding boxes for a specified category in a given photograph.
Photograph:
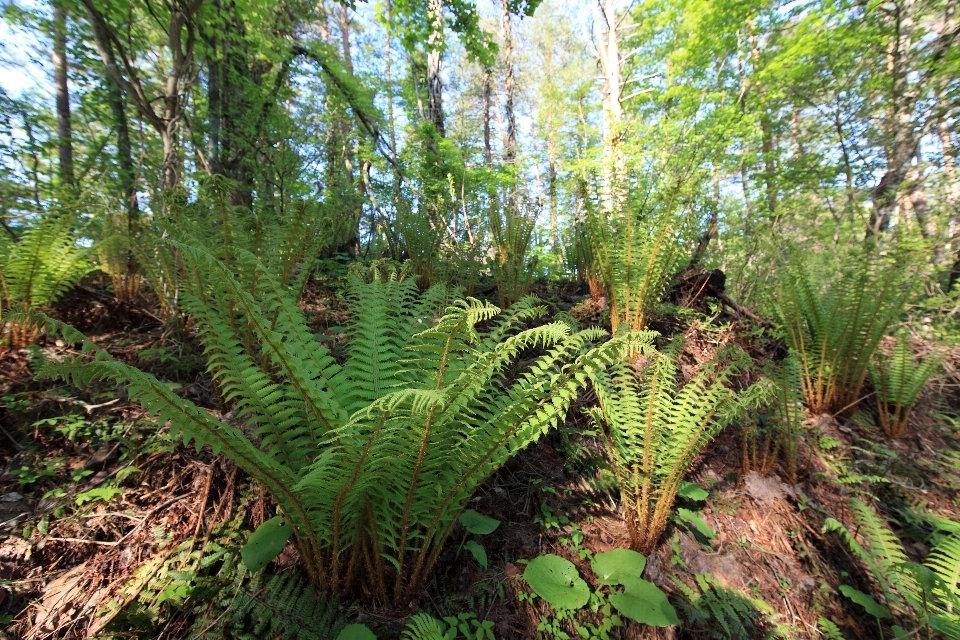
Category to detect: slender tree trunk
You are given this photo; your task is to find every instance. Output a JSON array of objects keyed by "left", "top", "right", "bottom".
[
  {"left": 107, "top": 76, "right": 138, "bottom": 221},
  {"left": 548, "top": 135, "right": 559, "bottom": 254},
  {"left": 482, "top": 66, "right": 493, "bottom": 168},
  {"left": 866, "top": 0, "right": 958, "bottom": 236},
  {"left": 206, "top": 44, "right": 222, "bottom": 174},
  {"left": 940, "top": 111, "right": 960, "bottom": 290},
  {"left": 82, "top": 0, "right": 204, "bottom": 197},
  {"left": 52, "top": 0, "right": 74, "bottom": 189},
  {"left": 746, "top": 19, "right": 776, "bottom": 217},
  {"left": 593, "top": 0, "right": 624, "bottom": 214},
  {"left": 426, "top": 0, "right": 445, "bottom": 137},
  {"left": 501, "top": 1, "right": 516, "bottom": 165},
  {"left": 106, "top": 73, "right": 141, "bottom": 300}
]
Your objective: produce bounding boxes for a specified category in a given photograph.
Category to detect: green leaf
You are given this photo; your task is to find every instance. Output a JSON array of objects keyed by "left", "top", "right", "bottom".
[
  {"left": 676, "top": 508, "right": 716, "bottom": 539},
  {"left": 608, "top": 577, "right": 679, "bottom": 627},
  {"left": 337, "top": 623, "right": 377, "bottom": 640},
  {"left": 460, "top": 509, "right": 501, "bottom": 535},
  {"left": 838, "top": 585, "right": 892, "bottom": 619},
  {"left": 591, "top": 549, "right": 646, "bottom": 586},
  {"left": 677, "top": 481, "right": 709, "bottom": 501},
  {"left": 465, "top": 540, "right": 488, "bottom": 569},
  {"left": 523, "top": 554, "right": 590, "bottom": 610},
  {"left": 241, "top": 516, "right": 292, "bottom": 572},
  {"left": 75, "top": 486, "right": 124, "bottom": 506}
]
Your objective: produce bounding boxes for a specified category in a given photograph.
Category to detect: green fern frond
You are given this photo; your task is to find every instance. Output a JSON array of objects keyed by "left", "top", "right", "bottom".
[
  {"left": 870, "top": 337, "right": 945, "bottom": 438},
  {"left": 42, "top": 236, "right": 634, "bottom": 603},
  {"left": 926, "top": 533, "right": 960, "bottom": 602},
  {"left": 401, "top": 613, "right": 450, "bottom": 640},
  {"left": 588, "top": 193, "right": 690, "bottom": 333},
  {"left": 588, "top": 342, "right": 769, "bottom": 553},
  {"left": 817, "top": 617, "right": 848, "bottom": 640},
  {"left": 776, "top": 251, "right": 911, "bottom": 415}
]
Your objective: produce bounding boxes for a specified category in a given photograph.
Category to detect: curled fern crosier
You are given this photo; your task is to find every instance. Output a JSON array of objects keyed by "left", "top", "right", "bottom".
[{"left": 35, "top": 246, "right": 644, "bottom": 604}]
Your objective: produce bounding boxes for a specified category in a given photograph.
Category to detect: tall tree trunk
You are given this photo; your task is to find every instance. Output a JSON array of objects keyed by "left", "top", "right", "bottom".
[
  {"left": 107, "top": 77, "right": 138, "bottom": 221},
  {"left": 106, "top": 73, "right": 141, "bottom": 301},
  {"left": 206, "top": 37, "right": 222, "bottom": 175},
  {"left": 593, "top": 0, "right": 624, "bottom": 215},
  {"left": 941, "top": 111, "right": 960, "bottom": 290},
  {"left": 83, "top": 0, "right": 204, "bottom": 196},
  {"left": 868, "top": 0, "right": 957, "bottom": 236},
  {"left": 501, "top": 0, "right": 516, "bottom": 165},
  {"left": 426, "top": 0, "right": 445, "bottom": 137},
  {"left": 482, "top": 66, "right": 493, "bottom": 168},
  {"left": 548, "top": 135, "right": 559, "bottom": 254},
  {"left": 746, "top": 19, "right": 776, "bottom": 217},
  {"left": 52, "top": 0, "right": 74, "bottom": 189}
]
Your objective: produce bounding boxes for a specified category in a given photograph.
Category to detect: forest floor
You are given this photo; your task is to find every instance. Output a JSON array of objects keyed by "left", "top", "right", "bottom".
[{"left": 2, "top": 276, "right": 960, "bottom": 640}]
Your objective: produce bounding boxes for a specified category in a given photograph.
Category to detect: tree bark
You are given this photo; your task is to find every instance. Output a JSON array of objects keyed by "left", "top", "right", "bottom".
[
  {"left": 746, "top": 18, "right": 776, "bottom": 217},
  {"left": 593, "top": 0, "right": 624, "bottom": 215},
  {"left": 868, "top": 0, "right": 958, "bottom": 237},
  {"left": 51, "top": 0, "right": 74, "bottom": 189},
  {"left": 82, "top": 0, "right": 204, "bottom": 195},
  {"left": 501, "top": 0, "right": 516, "bottom": 165},
  {"left": 548, "top": 135, "right": 559, "bottom": 253},
  {"left": 426, "top": 0, "right": 445, "bottom": 137},
  {"left": 206, "top": 34, "right": 222, "bottom": 175},
  {"left": 482, "top": 66, "right": 493, "bottom": 168},
  {"left": 106, "top": 74, "right": 138, "bottom": 221}
]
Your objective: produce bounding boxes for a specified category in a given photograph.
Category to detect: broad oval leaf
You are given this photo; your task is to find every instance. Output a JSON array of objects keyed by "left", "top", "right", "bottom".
[
  {"left": 608, "top": 577, "right": 679, "bottom": 627},
  {"left": 460, "top": 509, "right": 501, "bottom": 535},
  {"left": 838, "top": 585, "right": 892, "bottom": 619},
  {"left": 241, "top": 516, "right": 292, "bottom": 572},
  {"left": 337, "top": 623, "right": 377, "bottom": 640},
  {"left": 465, "top": 540, "right": 488, "bottom": 569},
  {"left": 678, "top": 481, "right": 708, "bottom": 501},
  {"left": 591, "top": 549, "right": 646, "bottom": 586},
  {"left": 523, "top": 554, "right": 589, "bottom": 610}
]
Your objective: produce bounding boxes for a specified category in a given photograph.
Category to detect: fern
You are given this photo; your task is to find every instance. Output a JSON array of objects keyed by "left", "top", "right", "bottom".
[
  {"left": 402, "top": 613, "right": 451, "bottom": 640},
  {"left": 670, "top": 573, "right": 779, "bottom": 640},
  {"left": 587, "top": 342, "right": 770, "bottom": 553},
  {"left": 869, "top": 337, "right": 944, "bottom": 439},
  {"left": 817, "top": 617, "right": 848, "bottom": 640},
  {"left": 489, "top": 200, "right": 536, "bottom": 307},
  {"left": 36, "top": 244, "right": 640, "bottom": 604},
  {"left": 741, "top": 356, "right": 806, "bottom": 483},
  {"left": 776, "top": 251, "right": 911, "bottom": 415},
  {"left": 192, "top": 565, "right": 346, "bottom": 640},
  {"left": 824, "top": 498, "right": 960, "bottom": 638},
  {"left": 588, "top": 189, "right": 690, "bottom": 333},
  {"left": 97, "top": 209, "right": 141, "bottom": 303},
  {"left": 128, "top": 180, "right": 333, "bottom": 323},
  {"left": 0, "top": 211, "right": 92, "bottom": 347}
]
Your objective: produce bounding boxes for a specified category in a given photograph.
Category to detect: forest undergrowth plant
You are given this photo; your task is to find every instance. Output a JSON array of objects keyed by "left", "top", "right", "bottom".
[
  {"left": 569, "top": 219, "right": 605, "bottom": 302},
  {"left": 489, "top": 200, "right": 536, "bottom": 307},
  {"left": 129, "top": 181, "right": 333, "bottom": 322},
  {"left": 96, "top": 207, "right": 140, "bottom": 304},
  {"left": 824, "top": 498, "right": 960, "bottom": 639},
  {"left": 669, "top": 573, "right": 784, "bottom": 639},
  {"left": 586, "top": 342, "right": 769, "bottom": 553},
  {"left": 32, "top": 250, "right": 641, "bottom": 605},
  {"left": 587, "top": 180, "right": 692, "bottom": 334},
  {"left": 389, "top": 197, "right": 446, "bottom": 289},
  {"left": 519, "top": 549, "right": 678, "bottom": 636},
  {"left": 741, "top": 356, "right": 806, "bottom": 483},
  {"left": 776, "top": 250, "right": 912, "bottom": 415},
  {"left": 0, "top": 211, "right": 92, "bottom": 348},
  {"left": 869, "top": 337, "right": 945, "bottom": 439}
]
